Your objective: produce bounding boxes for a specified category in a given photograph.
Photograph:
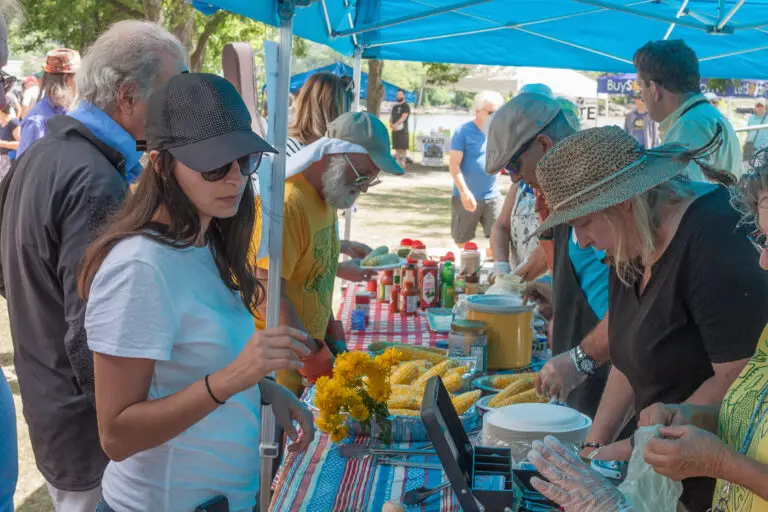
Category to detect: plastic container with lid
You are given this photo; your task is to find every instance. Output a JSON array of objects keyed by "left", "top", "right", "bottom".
[
  {"left": 466, "top": 294, "right": 535, "bottom": 370},
  {"left": 354, "top": 292, "right": 371, "bottom": 327},
  {"left": 397, "top": 238, "right": 414, "bottom": 259},
  {"left": 448, "top": 319, "right": 488, "bottom": 371},
  {"left": 410, "top": 240, "right": 428, "bottom": 261},
  {"left": 419, "top": 260, "right": 439, "bottom": 310},
  {"left": 460, "top": 242, "right": 481, "bottom": 276}
]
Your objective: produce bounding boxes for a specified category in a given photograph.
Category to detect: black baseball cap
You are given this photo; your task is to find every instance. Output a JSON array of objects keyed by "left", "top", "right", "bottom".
[{"left": 143, "top": 73, "right": 276, "bottom": 172}]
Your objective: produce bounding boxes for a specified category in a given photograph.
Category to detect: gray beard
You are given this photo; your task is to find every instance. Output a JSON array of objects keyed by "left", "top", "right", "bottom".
[{"left": 322, "top": 157, "right": 360, "bottom": 210}]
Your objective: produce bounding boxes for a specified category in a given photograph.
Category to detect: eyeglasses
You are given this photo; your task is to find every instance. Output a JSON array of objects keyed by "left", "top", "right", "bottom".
[
  {"left": 748, "top": 229, "right": 768, "bottom": 252},
  {"left": 201, "top": 153, "right": 263, "bottom": 182},
  {"left": 1, "top": 71, "right": 16, "bottom": 95},
  {"left": 505, "top": 136, "right": 537, "bottom": 175},
  {"left": 343, "top": 154, "right": 381, "bottom": 189}
]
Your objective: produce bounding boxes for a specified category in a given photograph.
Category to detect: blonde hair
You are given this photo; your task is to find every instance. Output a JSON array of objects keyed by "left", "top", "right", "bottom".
[
  {"left": 288, "top": 72, "right": 351, "bottom": 145},
  {"left": 602, "top": 176, "right": 694, "bottom": 284}
]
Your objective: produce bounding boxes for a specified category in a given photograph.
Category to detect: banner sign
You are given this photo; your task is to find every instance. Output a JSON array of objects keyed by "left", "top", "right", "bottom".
[{"left": 597, "top": 73, "right": 768, "bottom": 98}]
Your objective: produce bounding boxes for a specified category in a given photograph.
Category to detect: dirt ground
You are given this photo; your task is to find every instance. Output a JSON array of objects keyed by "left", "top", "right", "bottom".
[{"left": 0, "top": 164, "right": 505, "bottom": 511}]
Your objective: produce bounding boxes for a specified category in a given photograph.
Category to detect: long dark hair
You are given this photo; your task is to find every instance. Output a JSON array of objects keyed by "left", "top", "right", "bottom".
[{"left": 78, "top": 150, "right": 265, "bottom": 314}]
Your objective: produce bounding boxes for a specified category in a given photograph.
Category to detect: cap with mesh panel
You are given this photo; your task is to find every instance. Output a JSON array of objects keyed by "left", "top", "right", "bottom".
[
  {"left": 326, "top": 112, "right": 405, "bottom": 175},
  {"left": 144, "top": 73, "right": 276, "bottom": 172}
]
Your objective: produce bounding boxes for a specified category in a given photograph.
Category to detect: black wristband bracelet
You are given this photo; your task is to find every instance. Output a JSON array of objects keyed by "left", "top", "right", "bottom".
[
  {"left": 580, "top": 441, "right": 603, "bottom": 450},
  {"left": 204, "top": 374, "right": 226, "bottom": 405}
]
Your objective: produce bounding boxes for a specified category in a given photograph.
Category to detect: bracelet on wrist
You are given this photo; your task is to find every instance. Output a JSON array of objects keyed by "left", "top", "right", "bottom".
[
  {"left": 580, "top": 441, "right": 603, "bottom": 450},
  {"left": 586, "top": 447, "right": 602, "bottom": 460},
  {"left": 204, "top": 374, "right": 226, "bottom": 405}
]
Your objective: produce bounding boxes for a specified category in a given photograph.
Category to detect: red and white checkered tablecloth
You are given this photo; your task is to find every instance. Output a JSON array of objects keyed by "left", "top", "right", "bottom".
[{"left": 337, "top": 284, "right": 449, "bottom": 351}]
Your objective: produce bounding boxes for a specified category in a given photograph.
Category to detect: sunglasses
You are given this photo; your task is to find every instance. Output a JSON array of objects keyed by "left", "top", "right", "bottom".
[
  {"left": 748, "top": 229, "right": 768, "bottom": 253},
  {"left": 505, "top": 136, "right": 537, "bottom": 175},
  {"left": 1, "top": 71, "right": 16, "bottom": 95},
  {"left": 201, "top": 153, "right": 263, "bottom": 182},
  {"left": 343, "top": 154, "right": 381, "bottom": 189}
]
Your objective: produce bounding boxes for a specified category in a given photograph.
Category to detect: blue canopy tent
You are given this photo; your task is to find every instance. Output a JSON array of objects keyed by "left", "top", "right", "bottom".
[
  {"left": 189, "top": 1, "right": 768, "bottom": 508},
  {"left": 288, "top": 61, "right": 417, "bottom": 101}
]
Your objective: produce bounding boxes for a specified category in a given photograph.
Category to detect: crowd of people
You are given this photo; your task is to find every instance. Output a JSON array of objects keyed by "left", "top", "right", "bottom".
[{"left": 0, "top": 0, "right": 766, "bottom": 509}]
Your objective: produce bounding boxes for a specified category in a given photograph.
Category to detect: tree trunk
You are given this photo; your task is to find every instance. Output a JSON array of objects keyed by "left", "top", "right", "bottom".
[
  {"left": 190, "top": 11, "right": 229, "bottom": 72},
  {"left": 142, "top": 0, "right": 163, "bottom": 24},
  {"left": 366, "top": 59, "right": 385, "bottom": 117}
]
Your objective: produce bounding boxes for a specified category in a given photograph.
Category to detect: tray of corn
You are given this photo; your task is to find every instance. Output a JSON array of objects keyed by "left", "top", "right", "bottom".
[{"left": 474, "top": 374, "right": 548, "bottom": 416}]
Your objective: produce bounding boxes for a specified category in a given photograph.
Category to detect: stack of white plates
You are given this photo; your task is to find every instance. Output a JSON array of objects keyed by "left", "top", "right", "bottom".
[{"left": 482, "top": 403, "right": 592, "bottom": 460}]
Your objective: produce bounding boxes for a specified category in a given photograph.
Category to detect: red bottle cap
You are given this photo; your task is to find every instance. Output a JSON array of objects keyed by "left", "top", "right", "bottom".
[
  {"left": 406, "top": 258, "right": 418, "bottom": 264},
  {"left": 422, "top": 260, "right": 438, "bottom": 267},
  {"left": 464, "top": 242, "right": 478, "bottom": 251},
  {"left": 445, "top": 252, "right": 456, "bottom": 261},
  {"left": 400, "top": 238, "right": 413, "bottom": 246}
]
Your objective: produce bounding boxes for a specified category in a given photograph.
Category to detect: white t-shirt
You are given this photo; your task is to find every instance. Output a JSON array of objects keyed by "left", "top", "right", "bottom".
[{"left": 85, "top": 235, "right": 261, "bottom": 512}]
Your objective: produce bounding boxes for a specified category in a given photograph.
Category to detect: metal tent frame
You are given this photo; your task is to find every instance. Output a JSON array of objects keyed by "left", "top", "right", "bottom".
[{"left": 188, "top": 1, "right": 768, "bottom": 509}]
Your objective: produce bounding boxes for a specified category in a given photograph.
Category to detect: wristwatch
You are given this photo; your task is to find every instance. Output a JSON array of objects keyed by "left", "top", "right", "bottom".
[{"left": 571, "top": 345, "right": 598, "bottom": 376}]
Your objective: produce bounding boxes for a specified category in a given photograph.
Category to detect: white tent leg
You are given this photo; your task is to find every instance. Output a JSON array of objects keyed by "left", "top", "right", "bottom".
[
  {"left": 343, "top": 50, "right": 362, "bottom": 250},
  {"left": 259, "top": 4, "right": 293, "bottom": 511}
]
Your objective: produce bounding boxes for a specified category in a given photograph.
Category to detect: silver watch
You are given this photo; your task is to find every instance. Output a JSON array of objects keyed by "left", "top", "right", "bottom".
[{"left": 571, "top": 345, "right": 598, "bottom": 376}]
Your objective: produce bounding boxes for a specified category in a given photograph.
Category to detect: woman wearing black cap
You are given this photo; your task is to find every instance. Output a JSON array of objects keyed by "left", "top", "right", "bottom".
[{"left": 78, "top": 73, "right": 315, "bottom": 512}]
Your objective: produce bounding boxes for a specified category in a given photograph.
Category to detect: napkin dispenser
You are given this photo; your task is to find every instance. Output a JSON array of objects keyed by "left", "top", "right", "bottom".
[{"left": 420, "top": 376, "right": 558, "bottom": 512}]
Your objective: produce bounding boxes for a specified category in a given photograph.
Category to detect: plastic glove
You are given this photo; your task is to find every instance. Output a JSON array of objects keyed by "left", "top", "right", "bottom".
[
  {"left": 529, "top": 436, "right": 633, "bottom": 512},
  {"left": 489, "top": 261, "right": 512, "bottom": 283},
  {"left": 643, "top": 425, "right": 729, "bottom": 481},
  {"left": 535, "top": 348, "right": 587, "bottom": 402}
]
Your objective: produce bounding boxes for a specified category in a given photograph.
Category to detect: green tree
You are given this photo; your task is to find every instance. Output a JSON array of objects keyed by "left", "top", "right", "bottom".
[
  {"left": 14, "top": 0, "right": 267, "bottom": 73},
  {"left": 423, "top": 62, "right": 470, "bottom": 87}
]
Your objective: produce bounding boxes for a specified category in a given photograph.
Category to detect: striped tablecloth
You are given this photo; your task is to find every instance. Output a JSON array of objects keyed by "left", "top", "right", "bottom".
[
  {"left": 336, "top": 283, "right": 449, "bottom": 351},
  {"left": 270, "top": 285, "right": 547, "bottom": 511}
]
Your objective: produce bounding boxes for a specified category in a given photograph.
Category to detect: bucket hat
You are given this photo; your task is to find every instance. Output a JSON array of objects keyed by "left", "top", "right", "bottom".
[{"left": 528, "top": 124, "right": 723, "bottom": 240}]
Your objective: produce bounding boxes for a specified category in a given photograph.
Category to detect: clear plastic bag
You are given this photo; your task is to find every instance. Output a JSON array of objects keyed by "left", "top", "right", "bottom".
[{"left": 618, "top": 426, "right": 683, "bottom": 512}]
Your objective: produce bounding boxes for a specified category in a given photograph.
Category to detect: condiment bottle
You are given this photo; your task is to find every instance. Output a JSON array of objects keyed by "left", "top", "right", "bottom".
[
  {"left": 455, "top": 277, "right": 467, "bottom": 303},
  {"left": 460, "top": 242, "right": 481, "bottom": 276},
  {"left": 440, "top": 261, "right": 455, "bottom": 309},
  {"left": 354, "top": 292, "right": 371, "bottom": 326},
  {"left": 397, "top": 238, "right": 414, "bottom": 259},
  {"left": 465, "top": 273, "right": 480, "bottom": 296},
  {"left": 419, "top": 260, "right": 439, "bottom": 310},
  {"left": 390, "top": 275, "right": 401, "bottom": 313},
  {"left": 379, "top": 270, "right": 394, "bottom": 302},
  {"left": 366, "top": 278, "right": 378, "bottom": 296},
  {"left": 400, "top": 280, "right": 418, "bottom": 316},
  {"left": 401, "top": 258, "right": 418, "bottom": 288},
  {"left": 410, "top": 240, "right": 428, "bottom": 261}
]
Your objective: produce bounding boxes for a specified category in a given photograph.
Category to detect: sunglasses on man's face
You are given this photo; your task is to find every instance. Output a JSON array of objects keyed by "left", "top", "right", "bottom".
[
  {"left": 1, "top": 71, "right": 16, "bottom": 95},
  {"left": 200, "top": 153, "right": 263, "bottom": 182},
  {"left": 748, "top": 229, "right": 768, "bottom": 253},
  {"left": 343, "top": 153, "right": 381, "bottom": 189},
  {"left": 505, "top": 137, "right": 536, "bottom": 175}
]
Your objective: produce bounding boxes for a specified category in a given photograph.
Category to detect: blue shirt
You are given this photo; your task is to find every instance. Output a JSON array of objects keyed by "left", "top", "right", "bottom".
[
  {"left": 568, "top": 227, "right": 609, "bottom": 319},
  {"left": 17, "top": 96, "right": 66, "bottom": 157},
  {"left": 748, "top": 113, "right": 768, "bottom": 152},
  {"left": 450, "top": 121, "right": 499, "bottom": 201},
  {"left": 68, "top": 102, "right": 144, "bottom": 184}
]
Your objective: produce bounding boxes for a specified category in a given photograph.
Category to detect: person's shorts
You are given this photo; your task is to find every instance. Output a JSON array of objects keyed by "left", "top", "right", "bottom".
[
  {"left": 451, "top": 194, "right": 503, "bottom": 245},
  {"left": 392, "top": 129, "right": 409, "bottom": 150}
]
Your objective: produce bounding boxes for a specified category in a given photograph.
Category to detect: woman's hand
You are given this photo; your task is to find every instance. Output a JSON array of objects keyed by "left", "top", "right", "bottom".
[
  {"left": 639, "top": 403, "right": 692, "bottom": 428},
  {"left": 644, "top": 425, "right": 729, "bottom": 481},
  {"left": 535, "top": 349, "right": 586, "bottom": 403},
  {"left": 217, "top": 326, "right": 312, "bottom": 400},
  {"left": 529, "top": 436, "right": 631, "bottom": 512},
  {"left": 267, "top": 382, "right": 316, "bottom": 453}
]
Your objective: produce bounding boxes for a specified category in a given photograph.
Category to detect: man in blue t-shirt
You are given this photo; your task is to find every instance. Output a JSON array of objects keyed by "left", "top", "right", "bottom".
[
  {"left": 623, "top": 94, "right": 659, "bottom": 149},
  {"left": 449, "top": 90, "right": 505, "bottom": 244}
]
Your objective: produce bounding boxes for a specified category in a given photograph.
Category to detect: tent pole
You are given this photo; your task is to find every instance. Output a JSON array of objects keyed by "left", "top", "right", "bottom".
[
  {"left": 717, "top": 0, "right": 745, "bottom": 31},
  {"left": 343, "top": 49, "right": 363, "bottom": 252},
  {"left": 663, "top": 0, "right": 689, "bottom": 40},
  {"left": 259, "top": 2, "right": 293, "bottom": 511}
]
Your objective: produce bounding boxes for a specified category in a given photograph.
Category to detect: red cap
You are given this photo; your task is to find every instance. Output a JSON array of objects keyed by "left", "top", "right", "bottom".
[
  {"left": 423, "top": 260, "right": 438, "bottom": 267},
  {"left": 446, "top": 251, "right": 456, "bottom": 261},
  {"left": 400, "top": 238, "right": 413, "bottom": 246},
  {"left": 412, "top": 241, "right": 426, "bottom": 249},
  {"left": 406, "top": 257, "right": 418, "bottom": 264},
  {"left": 464, "top": 242, "right": 478, "bottom": 251}
]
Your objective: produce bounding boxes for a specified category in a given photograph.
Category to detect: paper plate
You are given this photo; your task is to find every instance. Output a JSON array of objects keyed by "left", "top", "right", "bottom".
[{"left": 360, "top": 257, "right": 406, "bottom": 271}]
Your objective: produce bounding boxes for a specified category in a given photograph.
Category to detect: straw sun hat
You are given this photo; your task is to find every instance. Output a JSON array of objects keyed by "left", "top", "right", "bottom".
[{"left": 529, "top": 124, "right": 723, "bottom": 240}]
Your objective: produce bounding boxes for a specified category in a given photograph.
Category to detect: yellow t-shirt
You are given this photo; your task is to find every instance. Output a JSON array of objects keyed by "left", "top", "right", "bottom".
[
  {"left": 714, "top": 323, "right": 768, "bottom": 512},
  {"left": 252, "top": 173, "right": 339, "bottom": 340}
]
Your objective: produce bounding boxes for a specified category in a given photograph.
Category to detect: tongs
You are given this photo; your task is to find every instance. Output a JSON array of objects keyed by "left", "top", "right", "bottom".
[{"left": 338, "top": 444, "right": 435, "bottom": 459}]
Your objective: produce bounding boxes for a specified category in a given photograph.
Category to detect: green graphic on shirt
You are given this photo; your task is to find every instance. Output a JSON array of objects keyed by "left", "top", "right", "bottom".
[
  {"left": 715, "top": 341, "right": 768, "bottom": 511},
  {"left": 302, "top": 225, "right": 339, "bottom": 336}
]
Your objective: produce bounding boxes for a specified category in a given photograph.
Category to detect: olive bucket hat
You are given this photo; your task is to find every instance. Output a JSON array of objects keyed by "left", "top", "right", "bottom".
[{"left": 528, "top": 124, "right": 724, "bottom": 241}]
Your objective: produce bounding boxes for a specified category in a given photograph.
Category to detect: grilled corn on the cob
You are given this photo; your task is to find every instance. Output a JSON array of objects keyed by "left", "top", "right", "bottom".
[
  {"left": 388, "top": 408, "right": 420, "bottom": 417},
  {"left": 390, "top": 361, "right": 427, "bottom": 385},
  {"left": 452, "top": 390, "right": 481, "bottom": 415},
  {"left": 488, "top": 376, "right": 536, "bottom": 408},
  {"left": 413, "top": 359, "right": 460, "bottom": 388},
  {"left": 489, "top": 372, "right": 538, "bottom": 390}
]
